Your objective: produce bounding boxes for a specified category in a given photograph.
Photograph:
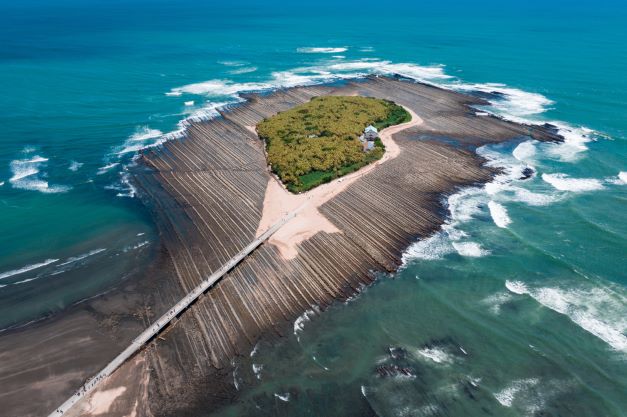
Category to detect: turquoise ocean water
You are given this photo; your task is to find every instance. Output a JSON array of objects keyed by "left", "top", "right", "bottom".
[{"left": 1, "top": 1, "right": 626, "bottom": 415}]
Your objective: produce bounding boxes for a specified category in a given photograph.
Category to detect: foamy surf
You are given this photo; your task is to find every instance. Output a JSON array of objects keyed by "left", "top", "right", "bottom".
[
  {"left": 542, "top": 173, "right": 604, "bottom": 192},
  {"left": 273, "top": 393, "right": 290, "bottom": 402},
  {"left": 297, "top": 47, "right": 348, "bottom": 53},
  {"left": 505, "top": 280, "right": 627, "bottom": 351},
  {"left": 252, "top": 363, "right": 263, "bottom": 380},
  {"left": 293, "top": 307, "right": 318, "bottom": 338},
  {"left": 608, "top": 171, "right": 627, "bottom": 185},
  {"left": 130, "top": 126, "right": 163, "bottom": 141},
  {"left": 452, "top": 241, "right": 490, "bottom": 257},
  {"left": 512, "top": 140, "right": 536, "bottom": 162},
  {"left": 96, "top": 162, "right": 119, "bottom": 175},
  {"left": 416, "top": 347, "right": 454, "bottom": 364},
  {"left": 488, "top": 201, "right": 511, "bottom": 228},
  {"left": 9, "top": 153, "right": 71, "bottom": 194},
  {"left": 228, "top": 66, "right": 257, "bottom": 75},
  {"left": 0, "top": 258, "right": 59, "bottom": 281},
  {"left": 58, "top": 248, "right": 106, "bottom": 267},
  {"left": 68, "top": 161, "right": 83, "bottom": 172},
  {"left": 493, "top": 378, "right": 540, "bottom": 407},
  {"left": 454, "top": 82, "right": 553, "bottom": 119}
]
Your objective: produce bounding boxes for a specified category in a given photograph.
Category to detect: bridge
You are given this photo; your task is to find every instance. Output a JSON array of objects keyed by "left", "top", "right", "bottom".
[{"left": 48, "top": 203, "right": 306, "bottom": 417}]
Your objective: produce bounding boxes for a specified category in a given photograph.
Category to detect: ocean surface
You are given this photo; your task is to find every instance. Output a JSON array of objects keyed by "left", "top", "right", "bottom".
[{"left": 1, "top": 0, "right": 626, "bottom": 415}]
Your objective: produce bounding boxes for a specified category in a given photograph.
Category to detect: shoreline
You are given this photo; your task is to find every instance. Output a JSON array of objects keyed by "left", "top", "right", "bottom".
[{"left": 0, "top": 76, "right": 563, "bottom": 417}]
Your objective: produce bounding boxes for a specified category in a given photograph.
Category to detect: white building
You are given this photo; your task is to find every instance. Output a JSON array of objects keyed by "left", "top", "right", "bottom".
[
  {"left": 359, "top": 125, "right": 378, "bottom": 151},
  {"left": 363, "top": 125, "right": 378, "bottom": 140}
]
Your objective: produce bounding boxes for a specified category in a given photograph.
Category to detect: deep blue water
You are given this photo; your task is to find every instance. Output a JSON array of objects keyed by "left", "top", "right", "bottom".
[{"left": 0, "top": 1, "right": 625, "bottom": 415}]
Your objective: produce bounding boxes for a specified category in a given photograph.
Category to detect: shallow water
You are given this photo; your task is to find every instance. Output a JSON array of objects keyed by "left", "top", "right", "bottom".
[{"left": 0, "top": 0, "right": 626, "bottom": 415}]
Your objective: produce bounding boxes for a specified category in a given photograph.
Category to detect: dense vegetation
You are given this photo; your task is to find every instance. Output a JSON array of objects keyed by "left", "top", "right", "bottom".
[{"left": 257, "top": 96, "right": 410, "bottom": 192}]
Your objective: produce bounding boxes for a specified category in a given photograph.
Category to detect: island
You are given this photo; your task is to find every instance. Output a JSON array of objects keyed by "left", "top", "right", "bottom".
[{"left": 0, "top": 76, "right": 563, "bottom": 417}]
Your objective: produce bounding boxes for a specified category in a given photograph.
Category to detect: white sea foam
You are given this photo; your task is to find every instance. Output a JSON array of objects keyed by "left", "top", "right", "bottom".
[
  {"left": 58, "top": 248, "right": 106, "bottom": 267},
  {"left": 115, "top": 127, "right": 166, "bottom": 156},
  {"left": 402, "top": 232, "right": 453, "bottom": 261},
  {"left": 506, "top": 280, "right": 627, "bottom": 351},
  {"left": 0, "top": 258, "right": 59, "bottom": 281},
  {"left": 218, "top": 60, "right": 248, "bottom": 67},
  {"left": 542, "top": 173, "right": 604, "bottom": 192},
  {"left": 130, "top": 126, "right": 163, "bottom": 141},
  {"left": 96, "top": 162, "right": 119, "bottom": 175},
  {"left": 123, "top": 240, "right": 149, "bottom": 252},
  {"left": 505, "top": 280, "right": 528, "bottom": 295},
  {"left": 488, "top": 201, "right": 511, "bottom": 228},
  {"left": 494, "top": 378, "right": 540, "bottom": 407},
  {"left": 417, "top": 347, "right": 454, "bottom": 364},
  {"left": 453, "top": 82, "right": 597, "bottom": 163},
  {"left": 544, "top": 122, "right": 592, "bottom": 162},
  {"left": 169, "top": 79, "right": 272, "bottom": 96},
  {"left": 252, "top": 363, "right": 263, "bottom": 379},
  {"left": 0, "top": 181, "right": 4, "bottom": 186},
  {"left": 452, "top": 241, "right": 490, "bottom": 257},
  {"left": 454, "top": 82, "right": 553, "bottom": 119},
  {"left": 229, "top": 66, "right": 257, "bottom": 75},
  {"left": 13, "top": 277, "right": 39, "bottom": 285},
  {"left": 293, "top": 307, "right": 317, "bottom": 336},
  {"left": 297, "top": 47, "right": 348, "bottom": 53},
  {"left": 184, "top": 100, "right": 194, "bottom": 106},
  {"left": 9, "top": 154, "right": 71, "bottom": 193},
  {"left": 512, "top": 141, "right": 536, "bottom": 162},
  {"left": 273, "top": 393, "right": 290, "bottom": 402},
  {"left": 68, "top": 161, "right": 83, "bottom": 172},
  {"left": 115, "top": 171, "right": 138, "bottom": 198},
  {"left": 482, "top": 291, "right": 514, "bottom": 314},
  {"left": 610, "top": 171, "right": 627, "bottom": 184},
  {"left": 168, "top": 60, "right": 453, "bottom": 99}
]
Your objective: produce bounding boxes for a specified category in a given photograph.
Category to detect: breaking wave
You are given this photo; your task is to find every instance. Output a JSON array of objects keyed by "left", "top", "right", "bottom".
[
  {"left": 96, "top": 162, "right": 119, "bottom": 175},
  {"left": 58, "top": 248, "right": 106, "bottom": 267},
  {"left": 488, "top": 201, "right": 511, "bottom": 228},
  {"left": 505, "top": 280, "right": 627, "bottom": 352},
  {"left": 493, "top": 378, "right": 540, "bottom": 407},
  {"left": 228, "top": 66, "right": 257, "bottom": 75},
  {"left": 0, "top": 258, "right": 59, "bottom": 281},
  {"left": 273, "top": 393, "right": 290, "bottom": 402},
  {"left": 452, "top": 241, "right": 490, "bottom": 257},
  {"left": 293, "top": 307, "right": 318, "bottom": 339},
  {"left": 9, "top": 152, "right": 71, "bottom": 194},
  {"left": 416, "top": 347, "right": 455, "bottom": 364},
  {"left": 130, "top": 126, "right": 163, "bottom": 142},
  {"left": 542, "top": 173, "right": 604, "bottom": 192},
  {"left": 297, "top": 47, "right": 348, "bottom": 53}
]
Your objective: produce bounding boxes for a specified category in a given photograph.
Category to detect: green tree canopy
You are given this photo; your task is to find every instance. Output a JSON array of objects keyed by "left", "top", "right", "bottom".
[{"left": 256, "top": 96, "right": 410, "bottom": 192}]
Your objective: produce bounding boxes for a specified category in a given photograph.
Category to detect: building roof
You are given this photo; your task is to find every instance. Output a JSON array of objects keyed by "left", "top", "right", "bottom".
[{"left": 365, "top": 125, "right": 378, "bottom": 133}]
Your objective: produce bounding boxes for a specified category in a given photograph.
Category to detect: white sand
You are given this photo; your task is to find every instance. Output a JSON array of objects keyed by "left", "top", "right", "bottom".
[
  {"left": 84, "top": 386, "right": 126, "bottom": 415},
  {"left": 255, "top": 106, "right": 423, "bottom": 259}
]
